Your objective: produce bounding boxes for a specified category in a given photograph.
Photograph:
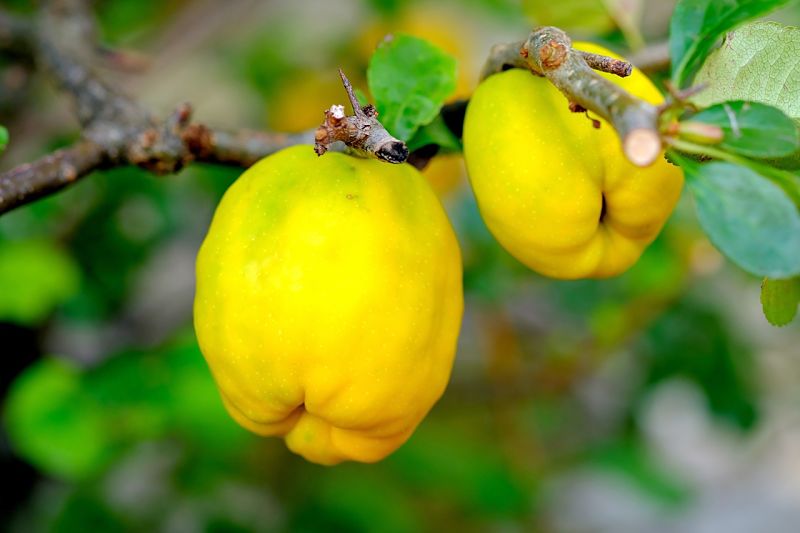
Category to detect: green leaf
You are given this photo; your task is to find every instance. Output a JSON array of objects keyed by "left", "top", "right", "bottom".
[
  {"left": 406, "top": 115, "right": 462, "bottom": 153},
  {"left": 761, "top": 277, "right": 800, "bottom": 326},
  {"left": 638, "top": 299, "right": 758, "bottom": 429},
  {"left": 690, "top": 101, "right": 800, "bottom": 158},
  {"left": 670, "top": 1, "right": 793, "bottom": 87},
  {"left": 680, "top": 160, "right": 800, "bottom": 277},
  {"left": 3, "top": 358, "right": 112, "bottom": 480},
  {"left": 0, "top": 125, "right": 8, "bottom": 152},
  {"left": 367, "top": 33, "right": 457, "bottom": 141},
  {"left": 0, "top": 239, "right": 80, "bottom": 325},
  {"left": 3, "top": 335, "right": 248, "bottom": 481},
  {"left": 693, "top": 22, "right": 800, "bottom": 119}
]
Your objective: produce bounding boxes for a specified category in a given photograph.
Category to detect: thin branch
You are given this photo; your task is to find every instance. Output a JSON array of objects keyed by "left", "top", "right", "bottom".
[
  {"left": 313, "top": 69, "right": 408, "bottom": 164},
  {"left": 580, "top": 51, "right": 632, "bottom": 77},
  {"left": 481, "top": 27, "right": 662, "bottom": 167},
  {"left": 0, "top": 141, "right": 105, "bottom": 213},
  {"left": 0, "top": 1, "right": 403, "bottom": 215},
  {"left": 481, "top": 40, "right": 634, "bottom": 79},
  {"left": 0, "top": 3, "right": 410, "bottom": 214},
  {"left": 184, "top": 126, "right": 315, "bottom": 167}
]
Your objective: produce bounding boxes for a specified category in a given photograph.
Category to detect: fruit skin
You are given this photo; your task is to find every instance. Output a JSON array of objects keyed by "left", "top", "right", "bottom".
[
  {"left": 463, "top": 43, "right": 683, "bottom": 279},
  {"left": 194, "top": 146, "right": 463, "bottom": 465}
]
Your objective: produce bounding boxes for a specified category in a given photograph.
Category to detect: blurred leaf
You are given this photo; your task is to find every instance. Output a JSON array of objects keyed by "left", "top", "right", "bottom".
[
  {"left": 670, "top": 0, "right": 793, "bottom": 87},
  {"left": 682, "top": 160, "right": 800, "bottom": 277},
  {"left": 588, "top": 439, "right": 690, "bottom": 506},
  {"left": 0, "top": 125, "right": 8, "bottom": 152},
  {"left": 689, "top": 101, "right": 799, "bottom": 158},
  {"left": 159, "top": 339, "right": 251, "bottom": 450},
  {"left": 3, "top": 335, "right": 248, "bottom": 481},
  {"left": 1, "top": 0, "right": 36, "bottom": 13},
  {"left": 601, "top": 0, "right": 645, "bottom": 50},
  {"left": 367, "top": 33, "right": 457, "bottom": 141},
  {"left": 4, "top": 358, "right": 112, "bottom": 480},
  {"left": 406, "top": 115, "right": 462, "bottom": 152},
  {"left": 354, "top": 88, "right": 370, "bottom": 107},
  {"left": 81, "top": 335, "right": 248, "bottom": 451},
  {"left": 458, "top": 0, "right": 523, "bottom": 20},
  {"left": 365, "top": 0, "right": 404, "bottom": 17},
  {"left": 638, "top": 300, "right": 758, "bottom": 429},
  {"left": 64, "top": 167, "right": 175, "bottom": 319},
  {"left": 454, "top": 191, "right": 528, "bottom": 302},
  {"left": 96, "top": 0, "right": 179, "bottom": 44},
  {"left": 231, "top": 29, "right": 299, "bottom": 98},
  {"left": 693, "top": 22, "right": 800, "bottom": 119},
  {"left": 291, "top": 468, "right": 419, "bottom": 533},
  {"left": 761, "top": 276, "right": 800, "bottom": 326},
  {"left": 388, "top": 423, "right": 529, "bottom": 517},
  {"left": 0, "top": 239, "right": 80, "bottom": 325},
  {"left": 51, "top": 489, "right": 125, "bottom": 533},
  {"left": 523, "top": 0, "right": 615, "bottom": 35}
]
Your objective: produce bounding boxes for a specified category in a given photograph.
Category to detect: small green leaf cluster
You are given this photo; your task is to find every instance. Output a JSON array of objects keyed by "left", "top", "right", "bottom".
[{"left": 667, "top": 0, "right": 800, "bottom": 326}]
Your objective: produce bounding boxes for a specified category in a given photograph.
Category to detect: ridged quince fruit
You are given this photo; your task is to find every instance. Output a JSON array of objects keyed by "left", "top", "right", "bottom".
[
  {"left": 463, "top": 43, "right": 683, "bottom": 279},
  {"left": 194, "top": 146, "right": 463, "bottom": 465}
]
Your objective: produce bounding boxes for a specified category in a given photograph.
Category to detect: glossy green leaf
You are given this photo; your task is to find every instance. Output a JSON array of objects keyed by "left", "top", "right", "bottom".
[
  {"left": 683, "top": 161, "right": 800, "bottom": 277},
  {"left": 670, "top": 0, "right": 793, "bottom": 87},
  {"left": 368, "top": 33, "right": 457, "bottom": 141},
  {"left": 761, "top": 277, "right": 800, "bottom": 326},
  {"left": 693, "top": 22, "right": 800, "bottom": 120},
  {"left": 690, "top": 101, "right": 799, "bottom": 158},
  {"left": 0, "top": 239, "right": 80, "bottom": 325}
]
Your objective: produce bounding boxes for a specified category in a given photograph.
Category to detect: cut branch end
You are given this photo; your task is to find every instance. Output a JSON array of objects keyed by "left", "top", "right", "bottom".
[
  {"left": 624, "top": 129, "right": 661, "bottom": 167},
  {"left": 314, "top": 69, "right": 408, "bottom": 164}
]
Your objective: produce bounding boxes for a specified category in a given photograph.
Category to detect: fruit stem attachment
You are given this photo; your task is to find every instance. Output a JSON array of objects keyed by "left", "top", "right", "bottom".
[
  {"left": 481, "top": 27, "right": 662, "bottom": 167},
  {"left": 313, "top": 69, "right": 409, "bottom": 164}
]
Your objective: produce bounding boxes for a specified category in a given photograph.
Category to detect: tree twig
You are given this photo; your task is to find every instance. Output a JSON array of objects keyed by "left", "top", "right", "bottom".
[
  {"left": 313, "top": 69, "right": 408, "bottom": 164},
  {"left": 0, "top": 1, "right": 400, "bottom": 215},
  {"left": 0, "top": 141, "right": 105, "bottom": 212},
  {"left": 481, "top": 27, "right": 662, "bottom": 167}
]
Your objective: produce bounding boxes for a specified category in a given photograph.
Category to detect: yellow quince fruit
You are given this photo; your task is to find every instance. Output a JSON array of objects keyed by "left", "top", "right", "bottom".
[
  {"left": 194, "top": 146, "right": 463, "bottom": 465},
  {"left": 463, "top": 42, "right": 683, "bottom": 279}
]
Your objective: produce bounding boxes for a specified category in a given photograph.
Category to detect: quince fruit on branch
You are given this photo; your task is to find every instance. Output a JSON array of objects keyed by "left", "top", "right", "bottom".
[
  {"left": 194, "top": 146, "right": 463, "bottom": 465},
  {"left": 463, "top": 43, "right": 683, "bottom": 279}
]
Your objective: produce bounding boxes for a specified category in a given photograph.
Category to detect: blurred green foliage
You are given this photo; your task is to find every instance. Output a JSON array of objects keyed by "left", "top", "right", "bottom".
[
  {"left": 0, "top": 240, "right": 79, "bottom": 325},
  {"left": 2, "top": 0, "right": 798, "bottom": 531}
]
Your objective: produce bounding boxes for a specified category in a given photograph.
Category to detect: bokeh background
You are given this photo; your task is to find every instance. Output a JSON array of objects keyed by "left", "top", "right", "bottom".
[{"left": 2, "top": 0, "right": 800, "bottom": 531}]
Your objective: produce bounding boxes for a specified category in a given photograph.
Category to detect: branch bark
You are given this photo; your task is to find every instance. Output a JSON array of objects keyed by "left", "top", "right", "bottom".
[
  {"left": 0, "top": 141, "right": 105, "bottom": 212},
  {"left": 0, "top": 0, "right": 396, "bottom": 215},
  {"left": 481, "top": 27, "right": 663, "bottom": 167},
  {"left": 314, "top": 69, "right": 408, "bottom": 164}
]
